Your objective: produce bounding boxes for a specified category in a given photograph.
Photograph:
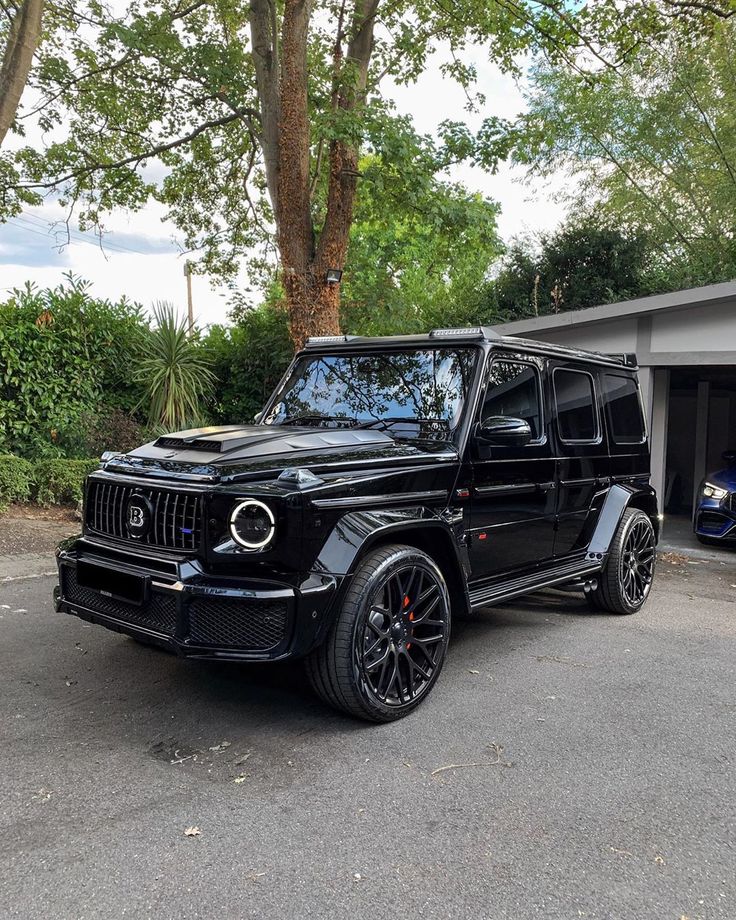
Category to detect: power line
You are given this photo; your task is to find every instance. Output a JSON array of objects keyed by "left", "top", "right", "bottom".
[{"left": 6, "top": 210, "right": 169, "bottom": 257}]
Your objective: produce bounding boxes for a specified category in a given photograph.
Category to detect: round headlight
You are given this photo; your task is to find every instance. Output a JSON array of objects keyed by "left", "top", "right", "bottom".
[{"left": 229, "top": 499, "right": 275, "bottom": 550}]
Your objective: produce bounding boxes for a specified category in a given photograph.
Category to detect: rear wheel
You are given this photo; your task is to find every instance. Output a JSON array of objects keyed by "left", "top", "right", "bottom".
[
  {"left": 305, "top": 544, "right": 451, "bottom": 722},
  {"left": 588, "top": 508, "right": 656, "bottom": 615}
]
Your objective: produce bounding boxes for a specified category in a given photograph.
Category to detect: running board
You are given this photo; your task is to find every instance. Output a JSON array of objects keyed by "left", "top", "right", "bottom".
[{"left": 468, "top": 559, "right": 602, "bottom": 609}]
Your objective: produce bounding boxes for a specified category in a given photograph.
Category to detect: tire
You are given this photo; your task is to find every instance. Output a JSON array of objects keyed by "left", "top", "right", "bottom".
[
  {"left": 305, "top": 544, "right": 452, "bottom": 722},
  {"left": 587, "top": 508, "right": 656, "bottom": 615}
]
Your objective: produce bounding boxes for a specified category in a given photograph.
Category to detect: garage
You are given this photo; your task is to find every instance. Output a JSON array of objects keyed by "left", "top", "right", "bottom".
[{"left": 494, "top": 280, "right": 736, "bottom": 540}]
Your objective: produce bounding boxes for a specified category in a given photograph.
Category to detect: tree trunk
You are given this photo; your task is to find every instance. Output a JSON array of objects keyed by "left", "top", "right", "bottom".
[
  {"left": 0, "top": 0, "right": 44, "bottom": 148},
  {"left": 256, "top": 0, "right": 378, "bottom": 350}
]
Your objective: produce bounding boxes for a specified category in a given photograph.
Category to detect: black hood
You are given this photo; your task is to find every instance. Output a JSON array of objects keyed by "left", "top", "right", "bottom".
[{"left": 104, "top": 425, "right": 455, "bottom": 483}]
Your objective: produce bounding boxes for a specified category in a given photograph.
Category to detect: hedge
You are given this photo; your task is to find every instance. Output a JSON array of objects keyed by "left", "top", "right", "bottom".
[
  {"left": 0, "top": 455, "right": 99, "bottom": 509},
  {"left": 0, "top": 454, "right": 33, "bottom": 511},
  {"left": 33, "top": 459, "right": 101, "bottom": 506}
]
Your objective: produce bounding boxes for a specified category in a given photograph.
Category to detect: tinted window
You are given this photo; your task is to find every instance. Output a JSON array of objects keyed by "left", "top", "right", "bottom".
[
  {"left": 483, "top": 361, "right": 542, "bottom": 439},
  {"left": 554, "top": 369, "right": 598, "bottom": 442},
  {"left": 603, "top": 374, "right": 645, "bottom": 444},
  {"left": 263, "top": 348, "right": 477, "bottom": 438}
]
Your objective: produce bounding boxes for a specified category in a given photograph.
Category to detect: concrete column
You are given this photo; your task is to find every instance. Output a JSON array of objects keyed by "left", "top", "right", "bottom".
[
  {"left": 692, "top": 380, "right": 710, "bottom": 508},
  {"left": 650, "top": 369, "right": 670, "bottom": 519}
]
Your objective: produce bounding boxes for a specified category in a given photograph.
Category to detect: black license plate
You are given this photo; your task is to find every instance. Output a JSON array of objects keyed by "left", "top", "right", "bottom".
[{"left": 76, "top": 561, "right": 148, "bottom": 605}]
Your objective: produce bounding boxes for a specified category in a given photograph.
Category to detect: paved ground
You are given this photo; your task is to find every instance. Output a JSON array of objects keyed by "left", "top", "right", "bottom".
[
  {"left": 2, "top": 547, "right": 735, "bottom": 920},
  {"left": 0, "top": 506, "right": 78, "bottom": 556}
]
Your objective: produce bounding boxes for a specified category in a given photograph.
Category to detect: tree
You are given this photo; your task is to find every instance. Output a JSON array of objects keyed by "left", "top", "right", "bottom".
[
  {"left": 504, "top": 16, "right": 736, "bottom": 284},
  {"left": 136, "top": 302, "right": 216, "bottom": 430},
  {"left": 494, "top": 219, "right": 651, "bottom": 318},
  {"left": 341, "top": 136, "right": 502, "bottom": 336},
  {"left": 0, "top": 0, "right": 44, "bottom": 146},
  {"left": 2, "top": 0, "right": 733, "bottom": 345}
]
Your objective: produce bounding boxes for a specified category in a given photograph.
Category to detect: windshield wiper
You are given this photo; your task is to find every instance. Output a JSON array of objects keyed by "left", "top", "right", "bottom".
[
  {"left": 355, "top": 417, "right": 449, "bottom": 432},
  {"left": 281, "top": 414, "right": 357, "bottom": 427}
]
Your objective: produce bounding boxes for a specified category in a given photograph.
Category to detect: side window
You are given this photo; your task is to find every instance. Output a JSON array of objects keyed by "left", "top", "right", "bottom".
[
  {"left": 483, "top": 360, "right": 543, "bottom": 440},
  {"left": 602, "top": 374, "right": 646, "bottom": 444},
  {"left": 553, "top": 368, "right": 599, "bottom": 443}
]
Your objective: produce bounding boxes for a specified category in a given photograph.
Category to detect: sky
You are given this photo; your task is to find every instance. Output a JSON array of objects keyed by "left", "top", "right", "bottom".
[{"left": 0, "top": 46, "right": 569, "bottom": 328}]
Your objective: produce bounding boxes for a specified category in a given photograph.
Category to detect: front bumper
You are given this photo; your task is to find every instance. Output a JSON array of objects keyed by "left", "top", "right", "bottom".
[
  {"left": 694, "top": 496, "right": 736, "bottom": 542},
  {"left": 55, "top": 538, "right": 338, "bottom": 660}
]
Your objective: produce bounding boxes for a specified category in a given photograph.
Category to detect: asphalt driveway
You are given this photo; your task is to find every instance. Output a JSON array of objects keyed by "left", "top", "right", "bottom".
[{"left": 1, "top": 550, "right": 735, "bottom": 920}]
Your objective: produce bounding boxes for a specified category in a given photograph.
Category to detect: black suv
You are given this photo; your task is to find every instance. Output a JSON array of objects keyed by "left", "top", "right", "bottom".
[{"left": 55, "top": 328, "right": 658, "bottom": 722}]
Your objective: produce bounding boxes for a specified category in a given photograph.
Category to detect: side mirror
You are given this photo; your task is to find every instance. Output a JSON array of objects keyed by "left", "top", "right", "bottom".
[
  {"left": 478, "top": 415, "right": 532, "bottom": 447},
  {"left": 253, "top": 410, "right": 264, "bottom": 424},
  {"left": 723, "top": 449, "right": 736, "bottom": 466}
]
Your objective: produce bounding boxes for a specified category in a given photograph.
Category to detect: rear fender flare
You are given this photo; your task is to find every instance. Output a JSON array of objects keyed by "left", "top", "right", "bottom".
[{"left": 586, "top": 484, "right": 659, "bottom": 563}]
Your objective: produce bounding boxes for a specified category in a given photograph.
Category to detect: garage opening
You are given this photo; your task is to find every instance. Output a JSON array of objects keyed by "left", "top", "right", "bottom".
[{"left": 663, "top": 367, "right": 736, "bottom": 517}]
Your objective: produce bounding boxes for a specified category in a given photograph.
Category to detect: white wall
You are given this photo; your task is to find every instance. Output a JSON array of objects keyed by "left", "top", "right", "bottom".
[
  {"left": 520, "top": 318, "right": 638, "bottom": 354},
  {"left": 651, "top": 302, "right": 736, "bottom": 353}
]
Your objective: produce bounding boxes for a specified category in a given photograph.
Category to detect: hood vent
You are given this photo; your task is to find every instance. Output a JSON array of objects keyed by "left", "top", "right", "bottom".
[{"left": 155, "top": 436, "right": 223, "bottom": 453}]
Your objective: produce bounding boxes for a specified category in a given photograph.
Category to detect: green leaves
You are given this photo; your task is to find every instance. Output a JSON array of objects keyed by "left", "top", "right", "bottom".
[
  {"left": 135, "top": 301, "right": 216, "bottom": 430},
  {"left": 504, "top": 17, "right": 736, "bottom": 284},
  {"left": 0, "top": 279, "right": 149, "bottom": 457}
]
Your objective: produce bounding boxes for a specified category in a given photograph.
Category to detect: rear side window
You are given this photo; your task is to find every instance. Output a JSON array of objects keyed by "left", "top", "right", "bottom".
[
  {"left": 483, "top": 360, "right": 543, "bottom": 440},
  {"left": 553, "top": 368, "right": 599, "bottom": 443},
  {"left": 602, "top": 374, "right": 646, "bottom": 444}
]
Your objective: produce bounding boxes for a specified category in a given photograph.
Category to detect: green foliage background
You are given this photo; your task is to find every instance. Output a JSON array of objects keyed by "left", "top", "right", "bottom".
[{"left": 0, "top": 277, "right": 149, "bottom": 458}]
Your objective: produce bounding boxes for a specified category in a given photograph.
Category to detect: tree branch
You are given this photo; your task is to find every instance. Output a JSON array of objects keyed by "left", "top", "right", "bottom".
[
  {"left": 13, "top": 107, "right": 258, "bottom": 190},
  {"left": 0, "top": 0, "right": 44, "bottom": 146}
]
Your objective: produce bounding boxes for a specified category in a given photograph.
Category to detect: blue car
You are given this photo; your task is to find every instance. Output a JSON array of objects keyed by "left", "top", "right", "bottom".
[{"left": 694, "top": 450, "right": 736, "bottom": 544}]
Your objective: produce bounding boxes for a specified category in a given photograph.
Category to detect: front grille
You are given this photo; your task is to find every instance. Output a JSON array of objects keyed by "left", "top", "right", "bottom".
[
  {"left": 86, "top": 479, "right": 202, "bottom": 551},
  {"left": 61, "top": 566, "right": 177, "bottom": 635},
  {"left": 188, "top": 597, "right": 288, "bottom": 650}
]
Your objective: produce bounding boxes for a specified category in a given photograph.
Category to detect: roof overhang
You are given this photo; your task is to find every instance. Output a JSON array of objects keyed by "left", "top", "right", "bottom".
[{"left": 493, "top": 280, "right": 736, "bottom": 336}]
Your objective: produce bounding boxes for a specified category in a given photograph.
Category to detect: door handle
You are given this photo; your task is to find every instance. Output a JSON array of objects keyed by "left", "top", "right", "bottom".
[
  {"left": 537, "top": 482, "right": 556, "bottom": 492},
  {"left": 595, "top": 477, "right": 611, "bottom": 488}
]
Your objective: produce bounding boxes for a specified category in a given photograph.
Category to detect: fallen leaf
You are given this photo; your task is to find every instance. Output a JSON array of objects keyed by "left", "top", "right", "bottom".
[
  {"left": 654, "top": 854, "right": 665, "bottom": 865},
  {"left": 234, "top": 752, "right": 252, "bottom": 765},
  {"left": 208, "top": 741, "right": 231, "bottom": 753},
  {"left": 234, "top": 774, "right": 248, "bottom": 784},
  {"left": 184, "top": 826, "right": 201, "bottom": 837},
  {"left": 468, "top": 669, "right": 480, "bottom": 674}
]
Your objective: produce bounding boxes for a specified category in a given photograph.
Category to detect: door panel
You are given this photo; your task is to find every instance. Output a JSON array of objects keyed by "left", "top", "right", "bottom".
[
  {"left": 468, "top": 355, "right": 556, "bottom": 580},
  {"left": 550, "top": 363, "right": 610, "bottom": 557}
]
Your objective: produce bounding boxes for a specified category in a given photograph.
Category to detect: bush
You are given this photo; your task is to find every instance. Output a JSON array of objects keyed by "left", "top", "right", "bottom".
[
  {"left": 58, "top": 406, "right": 147, "bottom": 458},
  {"left": 204, "top": 303, "right": 293, "bottom": 425},
  {"left": 0, "top": 277, "right": 151, "bottom": 458},
  {"left": 33, "top": 459, "right": 100, "bottom": 506},
  {"left": 0, "top": 454, "right": 33, "bottom": 511}
]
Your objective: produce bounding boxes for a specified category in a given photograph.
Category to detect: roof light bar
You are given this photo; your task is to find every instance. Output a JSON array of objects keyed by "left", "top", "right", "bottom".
[
  {"left": 429, "top": 327, "right": 484, "bottom": 339},
  {"left": 306, "top": 334, "right": 350, "bottom": 345}
]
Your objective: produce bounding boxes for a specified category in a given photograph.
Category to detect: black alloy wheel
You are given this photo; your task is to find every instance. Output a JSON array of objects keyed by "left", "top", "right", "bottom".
[
  {"left": 359, "top": 561, "right": 448, "bottom": 708},
  {"left": 588, "top": 508, "right": 656, "bottom": 615},
  {"left": 619, "top": 515, "right": 656, "bottom": 607},
  {"left": 306, "top": 544, "right": 451, "bottom": 722}
]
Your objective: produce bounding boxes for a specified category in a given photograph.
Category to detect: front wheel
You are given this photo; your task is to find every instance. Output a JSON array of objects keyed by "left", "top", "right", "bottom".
[
  {"left": 306, "top": 544, "right": 451, "bottom": 722},
  {"left": 588, "top": 508, "right": 656, "bottom": 615}
]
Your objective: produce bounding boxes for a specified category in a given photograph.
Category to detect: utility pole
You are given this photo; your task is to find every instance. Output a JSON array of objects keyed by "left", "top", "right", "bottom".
[{"left": 184, "top": 261, "right": 194, "bottom": 335}]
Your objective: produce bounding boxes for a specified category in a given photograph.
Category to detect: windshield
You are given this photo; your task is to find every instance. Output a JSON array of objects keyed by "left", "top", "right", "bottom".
[{"left": 263, "top": 348, "right": 478, "bottom": 439}]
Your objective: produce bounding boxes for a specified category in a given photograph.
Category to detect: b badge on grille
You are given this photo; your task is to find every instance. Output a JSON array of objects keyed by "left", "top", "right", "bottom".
[{"left": 125, "top": 494, "right": 153, "bottom": 539}]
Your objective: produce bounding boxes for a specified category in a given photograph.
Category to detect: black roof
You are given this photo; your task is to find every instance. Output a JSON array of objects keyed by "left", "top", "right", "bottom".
[{"left": 303, "top": 327, "right": 638, "bottom": 370}]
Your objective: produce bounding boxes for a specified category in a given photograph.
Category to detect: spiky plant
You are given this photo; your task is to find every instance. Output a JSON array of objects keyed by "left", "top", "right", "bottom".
[{"left": 136, "top": 302, "right": 216, "bottom": 431}]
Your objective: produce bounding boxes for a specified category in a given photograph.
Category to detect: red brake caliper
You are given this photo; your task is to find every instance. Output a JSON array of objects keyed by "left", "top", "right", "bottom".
[{"left": 404, "top": 595, "right": 413, "bottom": 648}]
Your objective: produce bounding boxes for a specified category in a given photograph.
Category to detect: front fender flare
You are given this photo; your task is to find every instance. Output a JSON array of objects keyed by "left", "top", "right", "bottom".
[{"left": 313, "top": 507, "right": 471, "bottom": 616}]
